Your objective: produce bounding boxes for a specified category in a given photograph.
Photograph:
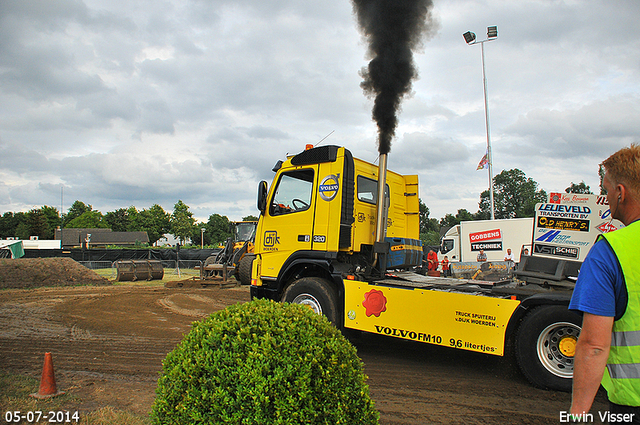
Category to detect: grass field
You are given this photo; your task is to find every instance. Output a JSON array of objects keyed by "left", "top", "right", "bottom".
[
  {"left": 0, "top": 357, "right": 151, "bottom": 425},
  {"left": 0, "top": 268, "right": 161, "bottom": 424}
]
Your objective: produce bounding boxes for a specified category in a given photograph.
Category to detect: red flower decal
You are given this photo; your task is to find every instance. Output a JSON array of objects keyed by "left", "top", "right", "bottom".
[{"left": 362, "top": 289, "right": 387, "bottom": 317}]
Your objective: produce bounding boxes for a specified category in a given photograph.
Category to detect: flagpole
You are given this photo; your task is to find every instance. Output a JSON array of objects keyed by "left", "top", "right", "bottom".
[{"left": 481, "top": 41, "right": 495, "bottom": 220}]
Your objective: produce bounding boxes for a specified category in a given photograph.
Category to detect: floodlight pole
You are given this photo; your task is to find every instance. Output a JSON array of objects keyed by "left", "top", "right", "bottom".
[
  {"left": 464, "top": 26, "right": 497, "bottom": 220},
  {"left": 480, "top": 40, "right": 495, "bottom": 221}
]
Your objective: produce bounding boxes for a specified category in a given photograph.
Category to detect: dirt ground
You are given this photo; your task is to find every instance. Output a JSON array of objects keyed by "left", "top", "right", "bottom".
[
  {"left": 0, "top": 258, "right": 110, "bottom": 289},
  {"left": 0, "top": 259, "right": 610, "bottom": 424}
]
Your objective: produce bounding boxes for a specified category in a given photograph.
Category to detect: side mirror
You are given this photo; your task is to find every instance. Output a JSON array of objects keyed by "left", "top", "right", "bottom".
[{"left": 257, "top": 181, "right": 268, "bottom": 213}]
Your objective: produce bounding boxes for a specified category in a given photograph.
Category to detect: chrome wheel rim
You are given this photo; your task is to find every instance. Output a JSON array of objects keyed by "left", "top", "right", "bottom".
[
  {"left": 291, "top": 293, "right": 323, "bottom": 315},
  {"left": 537, "top": 321, "right": 580, "bottom": 378}
]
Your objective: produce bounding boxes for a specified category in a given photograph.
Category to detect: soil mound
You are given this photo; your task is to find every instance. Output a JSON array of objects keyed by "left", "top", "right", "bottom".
[{"left": 0, "top": 258, "right": 110, "bottom": 289}]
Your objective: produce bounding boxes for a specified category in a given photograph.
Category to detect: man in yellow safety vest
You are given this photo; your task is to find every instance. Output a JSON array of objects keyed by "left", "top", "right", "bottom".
[{"left": 570, "top": 144, "right": 640, "bottom": 420}]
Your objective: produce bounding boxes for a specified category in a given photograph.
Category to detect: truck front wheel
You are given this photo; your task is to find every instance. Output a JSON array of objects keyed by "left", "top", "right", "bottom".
[
  {"left": 515, "top": 305, "right": 581, "bottom": 392},
  {"left": 282, "top": 277, "right": 339, "bottom": 326}
]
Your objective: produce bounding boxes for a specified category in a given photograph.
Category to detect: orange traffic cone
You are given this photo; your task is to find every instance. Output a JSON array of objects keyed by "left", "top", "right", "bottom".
[{"left": 30, "top": 352, "right": 65, "bottom": 399}]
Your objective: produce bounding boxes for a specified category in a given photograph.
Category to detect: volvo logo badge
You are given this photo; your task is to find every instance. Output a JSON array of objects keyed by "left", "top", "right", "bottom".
[{"left": 319, "top": 174, "right": 340, "bottom": 201}]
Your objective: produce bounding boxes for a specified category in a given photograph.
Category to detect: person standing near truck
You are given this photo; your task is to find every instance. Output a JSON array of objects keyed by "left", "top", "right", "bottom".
[
  {"left": 570, "top": 144, "right": 640, "bottom": 420},
  {"left": 476, "top": 250, "right": 487, "bottom": 262},
  {"left": 441, "top": 255, "right": 450, "bottom": 277},
  {"left": 503, "top": 248, "right": 515, "bottom": 263},
  {"left": 504, "top": 248, "right": 515, "bottom": 269},
  {"left": 426, "top": 249, "right": 439, "bottom": 272}
]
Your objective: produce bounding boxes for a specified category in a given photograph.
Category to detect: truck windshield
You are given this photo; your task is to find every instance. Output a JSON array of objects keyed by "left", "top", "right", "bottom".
[
  {"left": 270, "top": 169, "right": 314, "bottom": 215},
  {"left": 441, "top": 239, "right": 454, "bottom": 255}
]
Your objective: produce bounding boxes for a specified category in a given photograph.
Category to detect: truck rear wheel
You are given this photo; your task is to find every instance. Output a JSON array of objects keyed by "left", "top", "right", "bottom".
[
  {"left": 282, "top": 277, "right": 339, "bottom": 326},
  {"left": 515, "top": 305, "right": 581, "bottom": 392}
]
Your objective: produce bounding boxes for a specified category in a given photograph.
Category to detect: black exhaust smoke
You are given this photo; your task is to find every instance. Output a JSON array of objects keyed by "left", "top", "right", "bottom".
[{"left": 352, "top": 0, "right": 433, "bottom": 154}]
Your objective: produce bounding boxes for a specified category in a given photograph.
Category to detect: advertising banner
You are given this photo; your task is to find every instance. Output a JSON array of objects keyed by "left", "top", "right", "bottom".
[{"left": 533, "top": 194, "right": 623, "bottom": 262}]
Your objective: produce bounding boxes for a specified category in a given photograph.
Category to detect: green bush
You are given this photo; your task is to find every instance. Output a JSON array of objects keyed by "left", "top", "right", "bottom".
[{"left": 150, "top": 299, "right": 379, "bottom": 425}]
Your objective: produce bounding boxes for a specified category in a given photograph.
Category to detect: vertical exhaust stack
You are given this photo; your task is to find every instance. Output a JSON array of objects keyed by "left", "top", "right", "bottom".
[
  {"left": 373, "top": 152, "right": 389, "bottom": 276},
  {"left": 375, "top": 153, "right": 388, "bottom": 245},
  {"left": 351, "top": 0, "right": 433, "bottom": 274}
]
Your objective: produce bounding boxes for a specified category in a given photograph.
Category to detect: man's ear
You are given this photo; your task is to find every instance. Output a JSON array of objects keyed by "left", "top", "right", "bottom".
[{"left": 617, "top": 184, "right": 626, "bottom": 203}]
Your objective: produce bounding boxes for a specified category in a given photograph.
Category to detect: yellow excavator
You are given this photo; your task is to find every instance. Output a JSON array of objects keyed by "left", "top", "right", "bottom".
[{"left": 202, "top": 221, "right": 257, "bottom": 285}]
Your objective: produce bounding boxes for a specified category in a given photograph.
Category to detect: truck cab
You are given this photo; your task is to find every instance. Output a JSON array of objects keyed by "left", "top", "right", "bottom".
[{"left": 251, "top": 145, "right": 420, "bottom": 303}]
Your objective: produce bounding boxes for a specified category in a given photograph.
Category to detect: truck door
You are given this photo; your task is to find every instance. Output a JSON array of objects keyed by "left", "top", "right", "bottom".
[
  {"left": 258, "top": 167, "right": 317, "bottom": 279},
  {"left": 311, "top": 160, "right": 347, "bottom": 253}
]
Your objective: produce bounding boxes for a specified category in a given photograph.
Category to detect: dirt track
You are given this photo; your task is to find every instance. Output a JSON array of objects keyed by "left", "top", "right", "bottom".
[{"left": 0, "top": 284, "right": 609, "bottom": 424}]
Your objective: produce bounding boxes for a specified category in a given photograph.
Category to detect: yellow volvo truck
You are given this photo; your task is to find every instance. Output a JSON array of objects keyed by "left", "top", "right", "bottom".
[{"left": 251, "top": 145, "right": 580, "bottom": 392}]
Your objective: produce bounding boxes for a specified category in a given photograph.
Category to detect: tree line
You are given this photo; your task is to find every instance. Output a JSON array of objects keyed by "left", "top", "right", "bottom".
[
  {"left": 0, "top": 199, "right": 258, "bottom": 248},
  {"left": 0, "top": 168, "right": 594, "bottom": 248},
  {"left": 418, "top": 169, "right": 595, "bottom": 246}
]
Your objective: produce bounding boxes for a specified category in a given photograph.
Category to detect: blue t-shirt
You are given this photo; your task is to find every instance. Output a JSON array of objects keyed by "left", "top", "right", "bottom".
[{"left": 569, "top": 239, "right": 627, "bottom": 320}]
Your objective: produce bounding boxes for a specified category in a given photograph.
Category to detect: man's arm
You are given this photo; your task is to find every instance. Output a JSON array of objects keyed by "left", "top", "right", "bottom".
[{"left": 570, "top": 312, "right": 614, "bottom": 414}]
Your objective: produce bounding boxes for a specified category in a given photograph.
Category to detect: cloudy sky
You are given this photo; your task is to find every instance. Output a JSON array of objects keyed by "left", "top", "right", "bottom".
[{"left": 1, "top": 0, "right": 639, "bottom": 223}]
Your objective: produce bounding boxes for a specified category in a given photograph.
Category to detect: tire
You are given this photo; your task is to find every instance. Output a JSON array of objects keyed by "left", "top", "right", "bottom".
[
  {"left": 237, "top": 254, "right": 255, "bottom": 286},
  {"left": 515, "top": 305, "right": 581, "bottom": 392},
  {"left": 203, "top": 255, "right": 219, "bottom": 277},
  {"left": 282, "top": 277, "right": 339, "bottom": 326}
]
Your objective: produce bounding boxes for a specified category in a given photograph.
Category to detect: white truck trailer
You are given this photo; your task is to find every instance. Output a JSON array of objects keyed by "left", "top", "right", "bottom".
[{"left": 440, "top": 217, "right": 534, "bottom": 263}]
